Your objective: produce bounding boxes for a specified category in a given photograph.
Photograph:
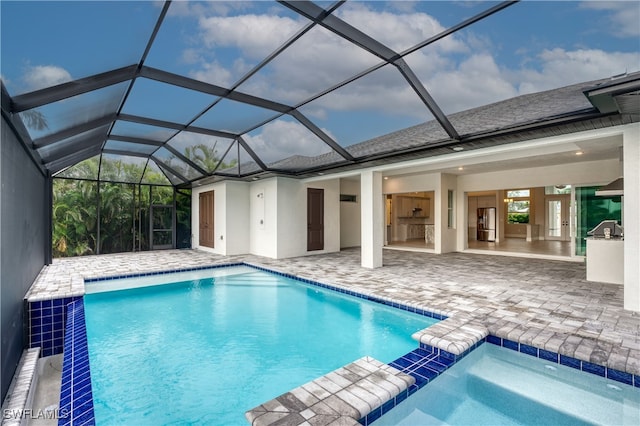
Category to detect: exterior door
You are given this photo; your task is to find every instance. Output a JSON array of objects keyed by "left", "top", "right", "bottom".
[
  {"left": 307, "top": 188, "right": 324, "bottom": 251},
  {"left": 545, "top": 195, "right": 570, "bottom": 241},
  {"left": 199, "top": 191, "right": 214, "bottom": 248}
]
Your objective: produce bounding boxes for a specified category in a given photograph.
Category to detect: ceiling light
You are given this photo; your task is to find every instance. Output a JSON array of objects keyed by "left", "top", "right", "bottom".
[
  {"left": 458, "top": 167, "right": 464, "bottom": 171},
  {"left": 576, "top": 151, "right": 583, "bottom": 155},
  {"left": 384, "top": 176, "right": 389, "bottom": 180},
  {"left": 452, "top": 146, "right": 464, "bottom": 152}
]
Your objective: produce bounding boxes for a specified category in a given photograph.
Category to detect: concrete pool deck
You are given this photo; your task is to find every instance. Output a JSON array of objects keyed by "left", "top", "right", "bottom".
[{"left": 22, "top": 247, "right": 640, "bottom": 422}]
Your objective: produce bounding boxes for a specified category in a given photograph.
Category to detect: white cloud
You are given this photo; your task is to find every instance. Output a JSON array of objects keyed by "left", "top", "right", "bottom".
[
  {"left": 23, "top": 65, "right": 72, "bottom": 92},
  {"left": 425, "top": 54, "right": 518, "bottom": 114},
  {"left": 580, "top": 1, "right": 640, "bottom": 37},
  {"left": 197, "top": 14, "right": 303, "bottom": 59},
  {"left": 243, "top": 119, "right": 333, "bottom": 164},
  {"left": 516, "top": 48, "right": 640, "bottom": 94},
  {"left": 335, "top": 3, "right": 467, "bottom": 53},
  {"left": 181, "top": 2, "right": 640, "bottom": 141}
]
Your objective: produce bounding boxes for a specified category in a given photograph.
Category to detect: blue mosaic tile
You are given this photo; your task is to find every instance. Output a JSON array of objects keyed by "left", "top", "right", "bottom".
[
  {"left": 381, "top": 399, "right": 395, "bottom": 415},
  {"left": 634, "top": 375, "right": 639, "bottom": 388},
  {"left": 503, "top": 339, "right": 519, "bottom": 351},
  {"left": 560, "top": 355, "right": 582, "bottom": 370},
  {"left": 395, "top": 389, "right": 409, "bottom": 404},
  {"left": 538, "top": 349, "right": 559, "bottom": 364},
  {"left": 607, "top": 368, "right": 633, "bottom": 386},
  {"left": 58, "top": 299, "right": 95, "bottom": 426},
  {"left": 582, "top": 361, "right": 606, "bottom": 377},
  {"left": 519, "top": 344, "right": 538, "bottom": 357}
]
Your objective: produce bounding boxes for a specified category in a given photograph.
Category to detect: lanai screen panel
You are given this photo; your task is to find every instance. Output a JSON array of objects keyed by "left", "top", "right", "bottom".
[
  {"left": 297, "top": 64, "right": 432, "bottom": 151},
  {"left": 20, "top": 83, "right": 128, "bottom": 141},
  {"left": 103, "top": 140, "right": 159, "bottom": 156},
  {"left": 121, "top": 78, "right": 217, "bottom": 125},
  {"left": 99, "top": 154, "right": 151, "bottom": 184},
  {"left": 0, "top": 1, "right": 159, "bottom": 96},
  {"left": 243, "top": 116, "right": 335, "bottom": 170},
  {"left": 236, "top": 24, "right": 383, "bottom": 106},
  {"left": 144, "top": 1, "right": 311, "bottom": 89},
  {"left": 192, "top": 99, "right": 281, "bottom": 135},
  {"left": 110, "top": 121, "right": 179, "bottom": 142},
  {"left": 167, "top": 131, "right": 236, "bottom": 174}
]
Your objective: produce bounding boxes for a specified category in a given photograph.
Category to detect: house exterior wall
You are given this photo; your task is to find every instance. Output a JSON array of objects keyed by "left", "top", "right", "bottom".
[
  {"left": 192, "top": 181, "right": 250, "bottom": 256},
  {"left": 339, "top": 179, "right": 361, "bottom": 248},
  {"left": 188, "top": 123, "right": 639, "bottom": 311}
]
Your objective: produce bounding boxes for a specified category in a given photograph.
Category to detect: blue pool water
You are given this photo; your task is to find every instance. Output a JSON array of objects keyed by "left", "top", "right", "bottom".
[
  {"left": 376, "top": 343, "right": 640, "bottom": 425},
  {"left": 84, "top": 267, "right": 437, "bottom": 425}
]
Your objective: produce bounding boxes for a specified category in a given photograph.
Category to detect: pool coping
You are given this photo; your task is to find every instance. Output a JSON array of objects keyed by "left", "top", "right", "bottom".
[{"left": 55, "top": 262, "right": 640, "bottom": 425}]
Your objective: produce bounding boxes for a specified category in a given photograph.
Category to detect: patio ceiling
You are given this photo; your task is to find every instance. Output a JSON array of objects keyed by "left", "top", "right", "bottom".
[{"left": 1, "top": 1, "right": 638, "bottom": 187}]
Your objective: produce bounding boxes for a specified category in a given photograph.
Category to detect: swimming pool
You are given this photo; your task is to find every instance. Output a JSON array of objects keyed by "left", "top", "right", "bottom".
[
  {"left": 375, "top": 342, "right": 640, "bottom": 425},
  {"left": 83, "top": 265, "right": 437, "bottom": 425}
]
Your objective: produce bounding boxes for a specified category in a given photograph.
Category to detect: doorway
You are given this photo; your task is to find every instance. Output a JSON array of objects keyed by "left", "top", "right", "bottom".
[
  {"left": 199, "top": 190, "right": 214, "bottom": 248},
  {"left": 307, "top": 188, "right": 324, "bottom": 251},
  {"left": 545, "top": 195, "right": 570, "bottom": 241}
]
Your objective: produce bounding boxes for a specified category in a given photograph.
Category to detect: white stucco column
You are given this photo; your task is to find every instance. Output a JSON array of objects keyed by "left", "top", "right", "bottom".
[
  {"left": 361, "top": 170, "right": 383, "bottom": 268},
  {"left": 624, "top": 124, "right": 640, "bottom": 312}
]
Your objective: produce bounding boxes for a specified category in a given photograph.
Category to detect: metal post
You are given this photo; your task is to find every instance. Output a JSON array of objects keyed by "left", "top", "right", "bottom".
[{"left": 45, "top": 174, "right": 53, "bottom": 264}]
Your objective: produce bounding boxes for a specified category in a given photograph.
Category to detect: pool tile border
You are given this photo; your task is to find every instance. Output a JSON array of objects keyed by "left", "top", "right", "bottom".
[
  {"left": 82, "top": 262, "right": 246, "bottom": 283},
  {"left": 59, "top": 299, "right": 94, "bottom": 426},
  {"left": 485, "top": 335, "right": 639, "bottom": 388},
  {"left": 26, "top": 296, "right": 82, "bottom": 357},
  {"left": 52, "top": 262, "right": 639, "bottom": 426},
  {"left": 246, "top": 263, "right": 448, "bottom": 321}
]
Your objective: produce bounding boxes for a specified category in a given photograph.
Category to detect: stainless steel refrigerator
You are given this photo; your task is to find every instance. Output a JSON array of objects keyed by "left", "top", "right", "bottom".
[{"left": 477, "top": 207, "right": 496, "bottom": 241}]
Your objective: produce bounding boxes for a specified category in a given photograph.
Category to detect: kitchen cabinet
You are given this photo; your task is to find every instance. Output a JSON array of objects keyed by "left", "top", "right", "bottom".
[{"left": 397, "top": 196, "right": 430, "bottom": 218}]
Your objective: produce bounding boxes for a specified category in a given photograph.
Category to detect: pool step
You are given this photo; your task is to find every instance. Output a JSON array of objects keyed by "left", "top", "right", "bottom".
[{"left": 466, "top": 356, "right": 635, "bottom": 426}]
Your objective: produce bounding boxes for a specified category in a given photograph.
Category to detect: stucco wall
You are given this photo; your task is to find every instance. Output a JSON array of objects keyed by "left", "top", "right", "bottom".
[
  {"left": 1, "top": 116, "right": 47, "bottom": 400},
  {"left": 339, "top": 179, "right": 361, "bottom": 248},
  {"left": 191, "top": 181, "right": 250, "bottom": 256},
  {"left": 277, "top": 177, "right": 341, "bottom": 258}
]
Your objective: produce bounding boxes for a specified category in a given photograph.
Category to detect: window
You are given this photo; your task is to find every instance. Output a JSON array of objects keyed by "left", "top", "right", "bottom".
[
  {"left": 447, "top": 190, "right": 455, "bottom": 228},
  {"left": 340, "top": 194, "right": 357, "bottom": 202},
  {"left": 505, "top": 189, "right": 530, "bottom": 224}
]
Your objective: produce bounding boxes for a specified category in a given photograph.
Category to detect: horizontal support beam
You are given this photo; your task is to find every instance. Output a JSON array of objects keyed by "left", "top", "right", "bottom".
[
  {"left": 33, "top": 114, "right": 117, "bottom": 148},
  {"left": 140, "top": 66, "right": 293, "bottom": 114},
  {"left": 11, "top": 65, "right": 138, "bottom": 112},
  {"left": 118, "top": 113, "right": 239, "bottom": 140}
]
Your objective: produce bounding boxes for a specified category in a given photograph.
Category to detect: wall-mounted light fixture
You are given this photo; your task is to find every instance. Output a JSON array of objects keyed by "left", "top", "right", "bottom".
[{"left": 503, "top": 198, "right": 514, "bottom": 203}]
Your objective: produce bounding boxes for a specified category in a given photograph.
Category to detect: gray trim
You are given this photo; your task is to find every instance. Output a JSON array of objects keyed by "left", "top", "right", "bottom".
[
  {"left": 46, "top": 146, "right": 102, "bottom": 174},
  {"left": 102, "top": 149, "right": 155, "bottom": 158},
  {"left": 163, "top": 144, "right": 209, "bottom": 176},
  {"left": 108, "top": 135, "right": 165, "bottom": 146},
  {"left": 394, "top": 59, "right": 460, "bottom": 140},
  {"left": 118, "top": 113, "right": 239, "bottom": 139},
  {"left": 289, "top": 110, "right": 355, "bottom": 161},
  {"left": 140, "top": 66, "right": 294, "bottom": 114},
  {"left": 152, "top": 156, "right": 189, "bottom": 183},
  {"left": 237, "top": 136, "right": 268, "bottom": 171},
  {"left": 10, "top": 65, "right": 138, "bottom": 112},
  {"left": 32, "top": 114, "right": 117, "bottom": 149}
]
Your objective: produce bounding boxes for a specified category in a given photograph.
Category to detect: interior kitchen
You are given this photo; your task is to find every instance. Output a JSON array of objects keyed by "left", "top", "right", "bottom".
[{"left": 386, "top": 191, "right": 434, "bottom": 249}]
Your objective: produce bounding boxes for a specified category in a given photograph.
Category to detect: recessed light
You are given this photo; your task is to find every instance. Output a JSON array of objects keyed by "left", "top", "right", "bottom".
[
  {"left": 458, "top": 167, "right": 464, "bottom": 171},
  {"left": 575, "top": 151, "right": 583, "bottom": 156},
  {"left": 251, "top": 177, "right": 259, "bottom": 181},
  {"left": 384, "top": 176, "right": 389, "bottom": 180},
  {"left": 318, "top": 172, "right": 324, "bottom": 175},
  {"left": 452, "top": 146, "right": 464, "bottom": 152}
]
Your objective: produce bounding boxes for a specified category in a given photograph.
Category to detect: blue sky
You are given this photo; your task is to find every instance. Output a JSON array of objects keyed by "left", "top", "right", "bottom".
[{"left": 1, "top": 1, "right": 639, "bottom": 164}]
